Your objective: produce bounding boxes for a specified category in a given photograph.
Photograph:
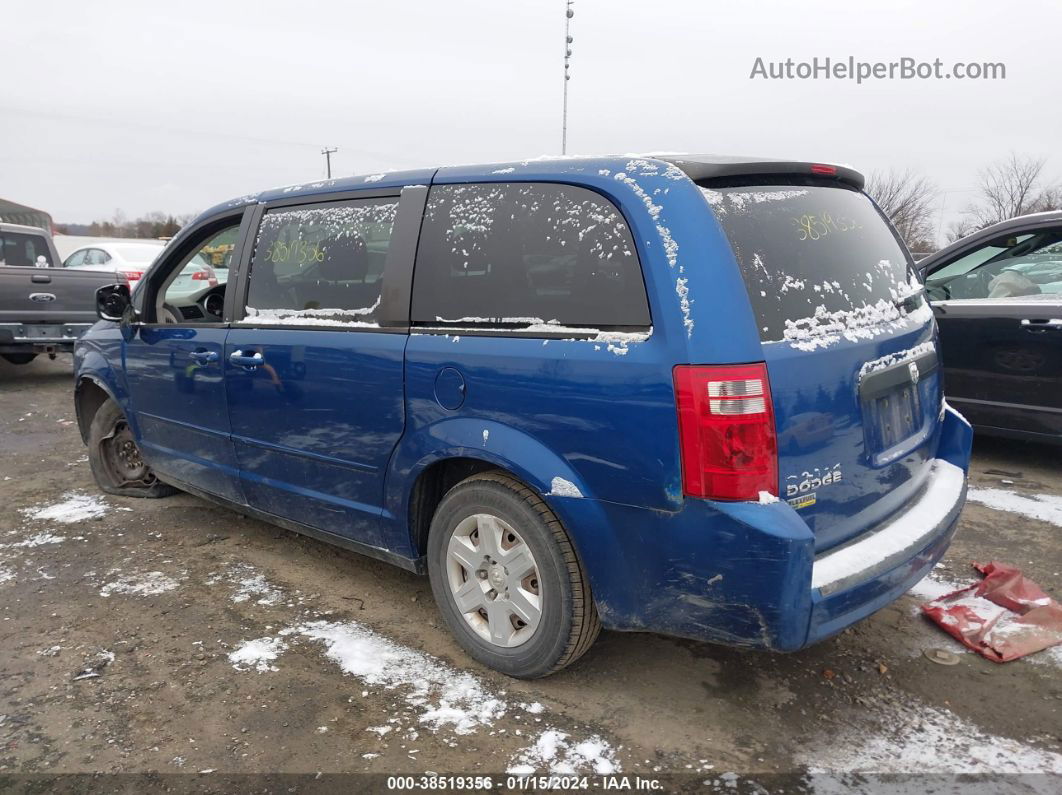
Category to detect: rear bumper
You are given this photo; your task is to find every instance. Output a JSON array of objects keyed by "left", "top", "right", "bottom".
[
  {"left": 572, "top": 405, "right": 973, "bottom": 651},
  {"left": 0, "top": 323, "right": 93, "bottom": 353},
  {"left": 805, "top": 463, "right": 966, "bottom": 646}
]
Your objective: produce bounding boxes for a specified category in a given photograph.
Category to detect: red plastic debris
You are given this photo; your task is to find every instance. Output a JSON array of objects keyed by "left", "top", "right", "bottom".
[{"left": 920, "top": 561, "right": 1062, "bottom": 663}]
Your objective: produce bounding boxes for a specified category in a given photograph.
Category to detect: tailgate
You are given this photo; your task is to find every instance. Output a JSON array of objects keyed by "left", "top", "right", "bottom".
[
  {"left": 702, "top": 180, "right": 942, "bottom": 551},
  {"left": 0, "top": 266, "right": 118, "bottom": 325}
]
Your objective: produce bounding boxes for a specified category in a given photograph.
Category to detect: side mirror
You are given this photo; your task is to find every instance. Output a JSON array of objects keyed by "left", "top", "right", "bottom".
[{"left": 96, "top": 283, "right": 132, "bottom": 322}]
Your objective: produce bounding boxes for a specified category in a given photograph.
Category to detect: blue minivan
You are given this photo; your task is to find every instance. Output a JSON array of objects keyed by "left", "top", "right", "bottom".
[{"left": 74, "top": 155, "right": 972, "bottom": 678}]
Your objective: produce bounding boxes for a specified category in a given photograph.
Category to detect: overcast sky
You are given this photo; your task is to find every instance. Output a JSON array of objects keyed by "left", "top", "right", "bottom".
[{"left": 4, "top": 0, "right": 1059, "bottom": 240}]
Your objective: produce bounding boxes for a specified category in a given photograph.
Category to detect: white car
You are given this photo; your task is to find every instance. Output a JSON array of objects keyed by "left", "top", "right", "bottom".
[{"left": 63, "top": 241, "right": 218, "bottom": 294}]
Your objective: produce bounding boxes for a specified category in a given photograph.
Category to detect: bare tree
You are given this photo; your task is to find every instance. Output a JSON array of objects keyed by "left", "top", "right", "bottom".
[
  {"left": 960, "top": 153, "right": 1061, "bottom": 233},
  {"left": 865, "top": 169, "right": 939, "bottom": 252},
  {"left": 944, "top": 217, "right": 978, "bottom": 244}
]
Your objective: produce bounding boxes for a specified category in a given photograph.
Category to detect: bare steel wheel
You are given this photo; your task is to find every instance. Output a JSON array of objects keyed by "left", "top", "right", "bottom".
[
  {"left": 87, "top": 399, "right": 177, "bottom": 498},
  {"left": 427, "top": 471, "right": 600, "bottom": 678},
  {"left": 446, "top": 513, "right": 542, "bottom": 647},
  {"left": 101, "top": 420, "right": 154, "bottom": 486}
]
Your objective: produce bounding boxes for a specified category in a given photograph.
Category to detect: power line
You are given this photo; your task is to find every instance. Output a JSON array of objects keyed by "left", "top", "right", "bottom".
[
  {"left": 5, "top": 105, "right": 407, "bottom": 168},
  {"left": 321, "top": 147, "right": 338, "bottom": 178}
]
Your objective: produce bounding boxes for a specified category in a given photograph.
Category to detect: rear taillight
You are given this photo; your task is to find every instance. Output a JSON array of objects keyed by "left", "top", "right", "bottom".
[
  {"left": 125, "top": 270, "right": 143, "bottom": 281},
  {"left": 810, "top": 163, "right": 837, "bottom": 176},
  {"left": 189, "top": 269, "right": 218, "bottom": 287},
  {"left": 673, "top": 363, "right": 778, "bottom": 501}
]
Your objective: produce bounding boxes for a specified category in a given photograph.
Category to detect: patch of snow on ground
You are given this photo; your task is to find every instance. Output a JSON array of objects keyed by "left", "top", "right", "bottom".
[
  {"left": 966, "top": 487, "right": 1062, "bottom": 527},
  {"left": 0, "top": 566, "right": 13, "bottom": 584},
  {"left": 228, "top": 637, "right": 288, "bottom": 673},
  {"left": 506, "top": 729, "right": 619, "bottom": 776},
  {"left": 206, "top": 563, "right": 285, "bottom": 605},
  {"left": 1027, "top": 644, "right": 1062, "bottom": 668},
  {"left": 548, "top": 477, "right": 583, "bottom": 498},
  {"left": 2, "top": 532, "right": 66, "bottom": 549},
  {"left": 291, "top": 620, "right": 506, "bottom": 735},
  {"left": 100, "top": 570, "right": 181, "bottom": 598},
  {"left": 22, "top": 493, "right": 108, "bottom": 523},
  {"left": 233, "top": 575, "right": 282, "bottom": 606},
  {"left": 800, "top": 698, "right": 1062, "bottom": 774},
  {"left": 229, "top": 565, "right": 284, "bottom": 606},
  {"left": 907, "top": 566, "right": 971, "bottom": 604}
]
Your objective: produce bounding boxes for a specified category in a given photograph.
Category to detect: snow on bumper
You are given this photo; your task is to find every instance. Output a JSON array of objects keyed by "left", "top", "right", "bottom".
[{"left": 812, "top": 458, "right": 967, "bottom": 595}]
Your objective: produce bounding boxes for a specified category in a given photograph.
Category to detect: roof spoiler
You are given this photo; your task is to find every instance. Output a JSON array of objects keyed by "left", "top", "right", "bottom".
[{"left": 662, "top": 158, "right": 865, "bottom": 191}]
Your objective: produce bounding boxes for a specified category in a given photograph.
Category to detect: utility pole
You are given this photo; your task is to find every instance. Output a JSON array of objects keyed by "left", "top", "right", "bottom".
[
  {"left": 321, "top": 146, "right": 338, "bottom": 178},
  {"left": 562, "top": 1, "right": 574, "bottom": 154}
]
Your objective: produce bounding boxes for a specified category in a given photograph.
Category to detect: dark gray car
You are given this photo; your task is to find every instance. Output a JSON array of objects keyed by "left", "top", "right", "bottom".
[{"left": 919, "top": 211, "right": 1062, "bottom": 445}]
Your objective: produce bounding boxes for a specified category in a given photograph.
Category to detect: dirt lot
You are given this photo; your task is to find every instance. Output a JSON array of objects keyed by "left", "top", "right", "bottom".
[{"left": 1, "top": 355, "right": 1059, "bottom": 792}]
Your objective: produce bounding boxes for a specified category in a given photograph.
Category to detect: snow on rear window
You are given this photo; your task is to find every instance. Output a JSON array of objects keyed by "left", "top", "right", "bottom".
[
  {"left": 412, "top": 183, "right": 650, "bottom": 328},
  {"left": 702, "top": 184, "right": 926, "bottom": 348}
]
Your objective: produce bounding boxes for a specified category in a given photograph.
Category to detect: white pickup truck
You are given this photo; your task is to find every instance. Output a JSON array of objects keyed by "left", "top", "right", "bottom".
[{"left": 0, "top": 222, "right": 124, "bottom": 364}]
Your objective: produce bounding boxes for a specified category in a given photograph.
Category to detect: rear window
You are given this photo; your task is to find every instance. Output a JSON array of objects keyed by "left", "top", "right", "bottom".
[
  {"left": 411, "top": 183, "right": 650, "bottom": 328},
  {"left": 0, "top": 231, "right": 52, "bottom": 267},
  {"left": 702, "top": 183, "right": 921, "bottom": 346}
]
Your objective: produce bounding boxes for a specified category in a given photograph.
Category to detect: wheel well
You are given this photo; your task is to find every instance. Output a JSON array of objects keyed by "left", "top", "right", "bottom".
[
  {"left": 75, "top": 379, "right": 111, "bottom": 444},
  {"left": 408, "top": 457, "right": 501, "bottom": 556}
]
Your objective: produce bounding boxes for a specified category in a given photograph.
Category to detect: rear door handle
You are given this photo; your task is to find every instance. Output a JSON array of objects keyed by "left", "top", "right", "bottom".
[
  {"left": 188, "top": 349, "right": 219, "bottom": 364},
  {"left": 1020, "top": 318, "right": 1062, "bottom": 332},
  {"left": 229, "top": 350, "right": 264, "bottom": 368}
]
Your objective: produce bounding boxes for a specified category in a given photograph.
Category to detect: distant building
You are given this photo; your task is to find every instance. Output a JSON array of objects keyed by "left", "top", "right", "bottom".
[{"left": 0, "top": 198, "right": 53, "bottom": 233}]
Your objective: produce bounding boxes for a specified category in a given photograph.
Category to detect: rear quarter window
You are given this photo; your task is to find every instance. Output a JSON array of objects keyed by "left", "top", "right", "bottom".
[
  {"left": 702, "top": 183, "right": 923, "bottom": 348},
  {"left": 411, "top": 182, "right": 651, "bottom": 328}
]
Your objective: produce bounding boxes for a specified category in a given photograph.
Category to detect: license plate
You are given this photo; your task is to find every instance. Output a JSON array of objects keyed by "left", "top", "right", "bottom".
[
  {"left": 24, "top": 325, "right": 63, "bottom": 339},
  {"left": 868, "top": 384, "right": 921, "bottom": 450}
]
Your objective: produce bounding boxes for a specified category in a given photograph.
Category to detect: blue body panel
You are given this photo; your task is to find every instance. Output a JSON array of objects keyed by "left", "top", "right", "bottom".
[
  {"left": 124, "top": 325, "right": 243, "bottom": 504},
  {"left": 224, "top": 327, "right": 406, "bottom": 548},
  {"left": 74, "top": 155, "right": 974, "bottom": 653}
]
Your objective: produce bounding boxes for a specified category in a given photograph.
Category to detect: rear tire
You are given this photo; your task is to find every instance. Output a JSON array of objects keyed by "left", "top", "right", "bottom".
[
  {"left": 2, "top": 353, "right": 37, "bottom": 365},
  {"left": 427, "top": 471, "right": 600, "bottom": 678},
  {"left": 87, "top": 400, "right": 178, "bottom": 498}
]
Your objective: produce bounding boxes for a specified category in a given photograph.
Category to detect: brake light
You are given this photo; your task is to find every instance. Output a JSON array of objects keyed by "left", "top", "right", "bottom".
[
  {"left": 190, "top": 271, "right": 211, "bottom": 280},
  {"left": 673, "top": 363, "right": 778, "bottom": 501},
  {"left": 125, "top": 270, "right": 144, "bottom": 281},
  {"left": 810, "top": 163, "right": 837, "bottom": 176}
]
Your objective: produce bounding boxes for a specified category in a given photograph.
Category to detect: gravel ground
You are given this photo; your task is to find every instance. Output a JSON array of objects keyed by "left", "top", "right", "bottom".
[{"left": 1, "top": 355, "right": 1059, "bottom": 792}]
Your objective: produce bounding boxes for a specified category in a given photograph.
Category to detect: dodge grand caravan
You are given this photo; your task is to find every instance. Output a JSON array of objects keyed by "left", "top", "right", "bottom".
[{"left": 74, "top": 155, "right": 972, "bottom": 678}]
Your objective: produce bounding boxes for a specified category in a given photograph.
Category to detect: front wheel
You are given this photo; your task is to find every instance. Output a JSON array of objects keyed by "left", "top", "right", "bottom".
[
  {"left": 427, "top": 471, "right": 600, "bottom": 678},
  {"left": 87, "top": 400, "right": 177, "bottom": 498},
  {"left": 1, "top": 353, "right": 37, "bottom": 365}
]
